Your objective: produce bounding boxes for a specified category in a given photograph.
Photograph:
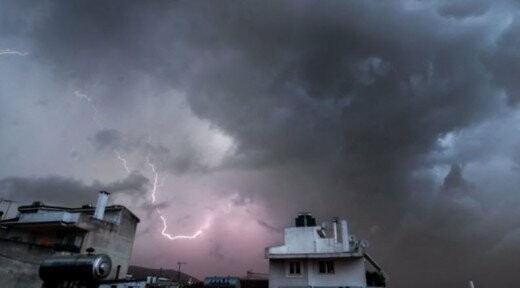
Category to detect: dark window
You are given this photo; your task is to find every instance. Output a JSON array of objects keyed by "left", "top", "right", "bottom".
[
  {"left": 318, "top": 261, "right": 334, "bottom": 274},
  {"left": 288, "top": 261, "right": 301, "bottom": 275}
]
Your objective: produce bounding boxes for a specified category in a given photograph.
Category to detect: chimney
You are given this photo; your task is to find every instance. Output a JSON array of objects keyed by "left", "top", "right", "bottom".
[
  {"left": 340, "top": 219, "right": 350, "bottom": 251},
  {"left": 332, "top": 217, "right": 338, "bottom": 243},
  {"left": 94, "top": 191, "right": 110, "bottom": 220}
]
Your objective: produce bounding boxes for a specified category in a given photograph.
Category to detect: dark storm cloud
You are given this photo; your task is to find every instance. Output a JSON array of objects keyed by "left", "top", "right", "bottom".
[
  {"left": 441, "top": 163, "right": 475, "bottom": 195},
  {"left": 2, "top": 1, "right": 520, "bottom": 287},
  {"left": 0, "top": 172, "right": 149, "bottom": 206},
  {"left": 437, "top": 0, "right": 491, "bottom": 19},
  {"left": 93, "top": 128, "right": 123, "bottom": 150},
  {"left": 92, "top": 128, "right": 204, "bottom": 174},
  {"left": 483, "top": 16, "right": 520, "bottom": 105},
  {"left": 101, "top": 172, "right": 150, "bottom": 196},
  {"left": 210, "top": 241, "right": 225, "bottom": 261}
]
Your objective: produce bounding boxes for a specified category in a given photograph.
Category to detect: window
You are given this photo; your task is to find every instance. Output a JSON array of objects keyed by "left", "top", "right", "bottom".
[
  {"left": 318, "top": 261, "right": 335, "bottom": 274},
  {"left": 287, "top": 261, "right": 302, "bottom": 276}
]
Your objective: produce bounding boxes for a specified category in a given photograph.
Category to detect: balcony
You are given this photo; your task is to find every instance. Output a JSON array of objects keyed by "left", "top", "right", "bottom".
[{"left": 18, "top": 211, "right": 80, "bottom": 224}]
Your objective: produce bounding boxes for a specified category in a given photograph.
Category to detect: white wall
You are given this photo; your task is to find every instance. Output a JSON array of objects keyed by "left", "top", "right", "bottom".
[
  {"left": 307, "top": 258, "right": 366, "bottom": 287},
  {"left": 269, "top": 259, "right": 309, "bottom": 288},
  {"left": 270, "top": 226, "right": 352, "bottom": 255},
  {"left": 269, "top": 258, "right": 366, "bottom": 288},
  {"left": 285, "top": 227, "right": 317, "bottom": 253}
]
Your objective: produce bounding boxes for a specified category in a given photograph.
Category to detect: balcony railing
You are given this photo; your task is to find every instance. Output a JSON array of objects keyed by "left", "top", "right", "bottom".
[{"left": 18, "top": 211, "right": 80, "bottom": 224}]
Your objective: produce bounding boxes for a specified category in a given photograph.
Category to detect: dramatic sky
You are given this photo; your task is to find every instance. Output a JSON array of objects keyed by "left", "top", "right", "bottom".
[{"left": 1, "top": 1, "right": 520, "bottom": 287}]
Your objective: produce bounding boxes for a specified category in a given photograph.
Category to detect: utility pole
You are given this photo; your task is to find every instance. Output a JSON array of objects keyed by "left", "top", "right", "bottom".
[{"left": 177, "top": 261, "right": 187, "bottom": 283}]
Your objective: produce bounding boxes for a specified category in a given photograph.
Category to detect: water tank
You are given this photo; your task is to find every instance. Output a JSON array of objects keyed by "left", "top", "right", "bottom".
[
  {"left": 295, "top": 212, "right": 317, "bottom": 227},
  {"left": 39, "top": 254, "right": 112, "bottom": 282}
]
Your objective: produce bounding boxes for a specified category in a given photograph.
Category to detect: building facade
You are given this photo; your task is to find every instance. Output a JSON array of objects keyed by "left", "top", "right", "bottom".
[
  {"left": 0, "top": 191, "right": 140, "bottom": 288},
  {"left": 265, "top": 213, "right": 385, "bottom": 288}
]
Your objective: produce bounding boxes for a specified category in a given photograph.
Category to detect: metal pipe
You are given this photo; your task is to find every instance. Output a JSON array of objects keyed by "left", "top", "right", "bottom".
[
  {"left": 340, "top": 219, "right": 349, "bottom": 251},
  {"left": 332, "top": 218, "right": 338, "bottom": 244}
]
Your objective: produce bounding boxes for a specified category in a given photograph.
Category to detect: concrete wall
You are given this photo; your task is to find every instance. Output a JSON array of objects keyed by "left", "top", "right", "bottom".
[
  {"left": 79, "top": 209, "right": 138, "bottom": 280},
  {"left": 0, "top": 207, "right": 139, "bottom": 284},
  {"left": 0, "top": 238, "right": 54, "bottom": 288}
]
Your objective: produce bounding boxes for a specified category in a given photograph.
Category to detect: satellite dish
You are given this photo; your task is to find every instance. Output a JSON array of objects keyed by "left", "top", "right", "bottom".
[
  {"left": 360, "top": 239, "right": 369, "bottom": 248},
  {"left": 321, "top": 221, "right": 330, "bottom": 230}
]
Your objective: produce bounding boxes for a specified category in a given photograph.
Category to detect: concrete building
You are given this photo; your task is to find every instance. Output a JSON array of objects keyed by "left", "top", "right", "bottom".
[
  {"left": 0, "top": 191, "right": 140, "bottom": 288},
  {"left": 265, "top": 213, "right": 385, "bottom": 288}
]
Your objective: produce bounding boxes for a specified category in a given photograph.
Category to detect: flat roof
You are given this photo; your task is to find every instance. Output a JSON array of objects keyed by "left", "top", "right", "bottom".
[
  {"left": 267, "top": 251, "right": 364, "bottom": 259},
  {"left": 12, "top": 204, "right": 140, "bottom": 223}
]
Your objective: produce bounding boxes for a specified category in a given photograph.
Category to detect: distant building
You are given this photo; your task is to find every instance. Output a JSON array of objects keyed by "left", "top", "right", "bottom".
[
  {"left": 98, "top": 276, "right": 177, "bottom": 288},
  {"left": 204, "top": 276, "right": 241, "bottom": 288},
  {"left": 0, "top": 191, "right": 140, "bottom": 288},
  {"left": 265, "top": 213, "right": 386, "bottom": 288}
]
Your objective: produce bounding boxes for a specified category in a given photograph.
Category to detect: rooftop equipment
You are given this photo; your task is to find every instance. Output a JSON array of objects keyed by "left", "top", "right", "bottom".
[
  {"left": 39, "top": 254, "right": 112, "bottom": 282},
  {"left": 295, "top": 212, "right": 317, "bottom": 227}
]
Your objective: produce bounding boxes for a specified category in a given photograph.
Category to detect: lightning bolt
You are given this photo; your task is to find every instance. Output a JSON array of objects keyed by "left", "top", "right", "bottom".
[
  {"left": 159, "top": 215, "right": 203, "bottom": 240},
  {"left": 74, "top": 91, "right": 103, "bottom": 129},
  {"left": 75, "top": 90, "right": 209, "bottom": 240},
  {"left": 115, "top": 150, "right": 131, "bottom": 174},
  {"left": 146, "top": 156, "right": 159, "bottom": 204},
  {"left": 0, "top": 49, "right": 28, "bottom": 56},
  {"left": 146, "top": 156, "right": 207, "bottom": 240}
]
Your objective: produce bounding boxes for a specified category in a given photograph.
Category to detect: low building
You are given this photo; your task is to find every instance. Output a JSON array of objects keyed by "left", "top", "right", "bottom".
[
  {"left": 0, "top": 191, "right": 140, "bottom": 288},
  {"left": 265, "top": 213, "right": 385, "bottom": 288},
  {"left": 204, "top": 276, "right": 241, "bottom": 288}
]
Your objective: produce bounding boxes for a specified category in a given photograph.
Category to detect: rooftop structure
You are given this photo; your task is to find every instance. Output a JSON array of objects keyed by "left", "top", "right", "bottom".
[
  {"left": 266, "top": 212, "right": 385, "bottom": 288},
  {"left": 0, "top": 191, "right": 140, "bottom": 288}
]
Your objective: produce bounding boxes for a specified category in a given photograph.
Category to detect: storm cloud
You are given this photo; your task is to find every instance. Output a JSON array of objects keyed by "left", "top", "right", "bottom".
[{"left": 1, "top": 1, "right": 520, "bottom": 287}]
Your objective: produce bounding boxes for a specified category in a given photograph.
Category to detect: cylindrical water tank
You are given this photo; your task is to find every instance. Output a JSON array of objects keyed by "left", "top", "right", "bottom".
[{"left": 39, "top": 254, "right": 112, "bottom": 282}]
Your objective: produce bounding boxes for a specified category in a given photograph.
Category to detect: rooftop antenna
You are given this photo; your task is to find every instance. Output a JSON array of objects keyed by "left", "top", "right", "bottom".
[
  {"left": 86, "top": 247, "right": 95, "bottom": 255},
  {"left": 177, "top": 261, "right": 187, "bottom": 282}
]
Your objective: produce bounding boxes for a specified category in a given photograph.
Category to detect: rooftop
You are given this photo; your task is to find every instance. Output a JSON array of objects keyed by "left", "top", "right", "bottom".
[{"left": 0, "top": 202, "right": 140, "bottom": 224}]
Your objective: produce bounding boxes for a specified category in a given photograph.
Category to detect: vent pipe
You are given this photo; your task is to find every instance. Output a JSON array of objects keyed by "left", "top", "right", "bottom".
[
  {"left": 94, "top": 191, "right": 110, "bottom": 220},
  {"left": 340, "top": 219, "right": 350, "bottom": 251},
  {"left": 332, "top": 217, "right": 338, "bottom": 243}
]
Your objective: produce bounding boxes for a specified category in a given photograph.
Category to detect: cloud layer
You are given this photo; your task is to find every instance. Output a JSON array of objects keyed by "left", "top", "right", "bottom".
[{"left": 1, "top": 1, "right": 520, "bottom": 287}]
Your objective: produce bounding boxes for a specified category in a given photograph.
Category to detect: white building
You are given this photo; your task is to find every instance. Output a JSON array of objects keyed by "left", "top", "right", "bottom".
[{"left": 265, "top": 213, "right": 385, "bottom": 288}]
